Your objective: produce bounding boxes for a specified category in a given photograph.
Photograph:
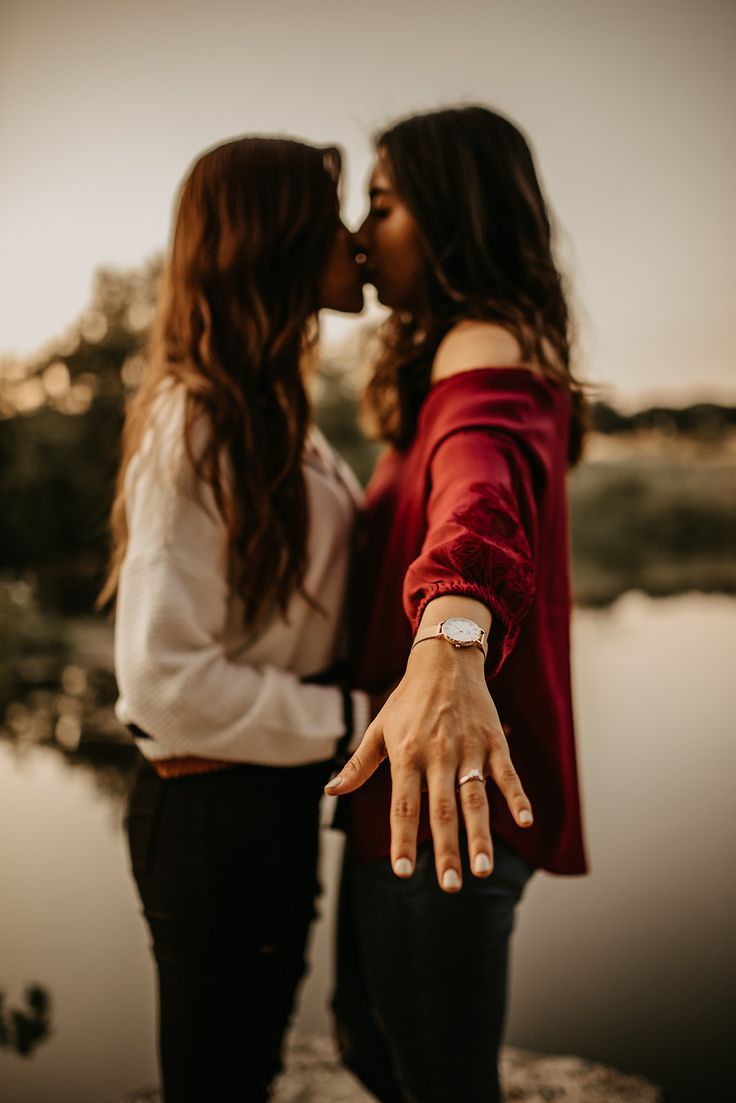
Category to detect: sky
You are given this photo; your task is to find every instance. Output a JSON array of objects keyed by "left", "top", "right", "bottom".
[{"left": 1, "top": 0, "right": 734, "bottom": 406}]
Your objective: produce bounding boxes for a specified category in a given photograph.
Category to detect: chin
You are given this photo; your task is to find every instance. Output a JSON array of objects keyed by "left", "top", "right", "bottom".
[
  {"left": 372, "top": 282, "right": 399, "bottom": 310},
  {"left": 325, "top": 289, "right": 365, "bottom": 315},
  {"left": 344, "top": 289, "right": 365, "bottom": 314}
]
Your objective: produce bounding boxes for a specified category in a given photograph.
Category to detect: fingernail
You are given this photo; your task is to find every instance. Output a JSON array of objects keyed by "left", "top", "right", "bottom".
[
  {"left": 519, "top": 809, "right": 533, "bottom": 825},
  {"left": 473, "top": 853, "right": 492, "bottom": 875},
  {"left": 394, "top": 857, "right": 414, "bottom": 877},
  {"left": 442, "top": 869, "right": 461, "bottom": 891},
  {"left": 325, "top": 775, "right": 343, "bottom": 791}
]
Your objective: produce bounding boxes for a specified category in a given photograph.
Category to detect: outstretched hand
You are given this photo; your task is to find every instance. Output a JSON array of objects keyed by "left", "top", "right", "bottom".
[{"left": 325, "top": 639, "right": 533, "bottom": 892}]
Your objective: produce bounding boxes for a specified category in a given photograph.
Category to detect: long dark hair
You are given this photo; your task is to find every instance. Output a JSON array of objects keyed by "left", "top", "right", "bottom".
[
  {"left": 99, "top": 136, "right": 343, "bottom": 622},
  {"left": 363, "top": 105, "right": 587, "bottom": 462}
]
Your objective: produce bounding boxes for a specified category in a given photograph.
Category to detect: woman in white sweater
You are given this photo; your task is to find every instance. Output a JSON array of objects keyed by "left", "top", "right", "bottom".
[{"left": 99, "top": 135, "right": 368, "bottom": 1102}]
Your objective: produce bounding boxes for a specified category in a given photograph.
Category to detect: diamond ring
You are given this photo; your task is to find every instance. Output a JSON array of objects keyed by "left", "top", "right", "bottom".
[{"left": 457, "top": 768, "right": 486, "bottom": 789}]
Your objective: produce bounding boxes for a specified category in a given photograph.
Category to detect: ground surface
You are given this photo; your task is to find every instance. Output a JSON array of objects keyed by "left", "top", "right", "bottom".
[{"left": 109, "top": 1032, "right": 663, "bottom": 1102}]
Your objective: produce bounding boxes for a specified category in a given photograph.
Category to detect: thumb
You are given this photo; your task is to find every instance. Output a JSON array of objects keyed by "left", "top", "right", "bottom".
[{"left": 324, "top": 718, "right": 387, "bottom": 795}]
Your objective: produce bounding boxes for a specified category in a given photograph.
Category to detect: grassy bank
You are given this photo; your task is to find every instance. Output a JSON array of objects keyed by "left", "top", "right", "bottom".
[{"left": 569, "top": 451, "right": 736, "bottom": 605}]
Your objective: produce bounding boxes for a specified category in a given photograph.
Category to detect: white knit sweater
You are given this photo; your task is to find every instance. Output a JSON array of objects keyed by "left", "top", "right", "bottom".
[{"left": 114, "top": 384, "right": 369, "bottom": 766}]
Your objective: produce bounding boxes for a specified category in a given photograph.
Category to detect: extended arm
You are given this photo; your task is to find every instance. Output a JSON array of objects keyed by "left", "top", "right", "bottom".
[{"left": 325, "top": 425, "right": 539, "bottom": 887}]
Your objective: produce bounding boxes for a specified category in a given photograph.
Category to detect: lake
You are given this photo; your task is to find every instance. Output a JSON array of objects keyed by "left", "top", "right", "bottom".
[{"left": 1, "top": 593, "right": 734, "bottom": 1103}]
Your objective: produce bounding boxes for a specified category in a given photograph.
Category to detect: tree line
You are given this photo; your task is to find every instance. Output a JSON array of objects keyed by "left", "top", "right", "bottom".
[{"left": 1, "top": 260, "right": 734, "bottom": 617}]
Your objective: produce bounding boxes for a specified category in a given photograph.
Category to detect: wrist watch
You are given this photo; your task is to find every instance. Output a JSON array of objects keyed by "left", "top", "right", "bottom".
[{"left": 411, "top": 617, "right": 488, "bottom": 657}]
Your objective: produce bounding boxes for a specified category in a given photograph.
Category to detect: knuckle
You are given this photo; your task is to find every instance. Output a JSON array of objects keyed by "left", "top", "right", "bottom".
[
  {"left": 344, "top": 752, "right": 363, "bottom": 775},
  {"left": 466, "top": 733, "right": 488, "bottom": 757},
  {"left": 487, "top": 738, "right": 510, "bottom": 761},
  {"left": 392, "top": 796, "right": 419, "bottom": 821},
  {"left": 431, "top": 797, "right": 457, "bottom": 825},
  {"left": 461, "top": 786, "right": 487, "bottom": 811},
  {"left": 395, "top": 742, "right": 420, "bottom": 770},
  {"left": 429, "top": 734, "right": 453, "bottom": 765},
  {"left": 489, "top": 755, "right": 518, "bottom": 785},
  {"left": 498, "top": 764, "right": 520, "bottom": 787}
]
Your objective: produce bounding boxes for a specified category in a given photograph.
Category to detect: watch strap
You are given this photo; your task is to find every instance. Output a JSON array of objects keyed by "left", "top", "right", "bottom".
[{"left": 411, "top": 620, "right": 488, "bottom": 656}]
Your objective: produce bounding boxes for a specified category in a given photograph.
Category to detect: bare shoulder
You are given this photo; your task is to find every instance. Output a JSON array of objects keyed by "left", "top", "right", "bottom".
[{"left": 431, "top": 321, "right": 529, "bottom": 383}]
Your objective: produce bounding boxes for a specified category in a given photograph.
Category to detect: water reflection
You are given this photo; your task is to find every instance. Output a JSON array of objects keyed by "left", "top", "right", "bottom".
[
  {"left": 0, "top": 595, "right": 734, "bottom": 1103},
  {"left": 3, "top": 730, "right": 136, "bottom": 807},
  {"left": 0, "top": 740, "right": 158, "bottom": 1103},
  {"left": 0, "top": 986, "right": 53, "bottom": 1058},
  {"left": 506, "top": 592, "right": 736, "bottom": 1103},
  {"left": 1, "top": 609, "right": 136, "bottom": 806}
]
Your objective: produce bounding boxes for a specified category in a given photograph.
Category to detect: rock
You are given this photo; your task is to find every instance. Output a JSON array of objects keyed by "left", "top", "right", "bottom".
[
  {"left": 500, "top": 1046, "right": 663, "bottom": 1103},
  {"left": 108, "top": 1032, "right": 663, "bottom": 1102}
]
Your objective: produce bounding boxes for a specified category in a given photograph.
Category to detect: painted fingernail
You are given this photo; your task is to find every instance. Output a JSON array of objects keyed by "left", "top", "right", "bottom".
[
  {"left": 473, "top": 853, "right": 492, "bottom": 875},
  {"left": 519, "top": 809, "right": 533, "bottom": 825},
  {"left": 394, "top": 857, "right": 414, "bottom": 877},
  {"left": 324, "top": 774, "right": 342, "bottom": 791},
  {"left": 442, "top": 869, "right": 461, "bottom": 891}
]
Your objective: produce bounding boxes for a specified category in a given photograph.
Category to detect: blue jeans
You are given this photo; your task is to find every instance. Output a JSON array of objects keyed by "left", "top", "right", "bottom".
[
  {"left": 332, "top": 833, "right": 534, "bottom": 1103},
  {"left": 127, "top": 754, "right": 332, "bottom": 1102}
]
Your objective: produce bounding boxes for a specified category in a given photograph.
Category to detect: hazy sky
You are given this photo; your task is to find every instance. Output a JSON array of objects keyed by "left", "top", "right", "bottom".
[{"left": 1, "top": 0, "right": 734, "bottom": 404}]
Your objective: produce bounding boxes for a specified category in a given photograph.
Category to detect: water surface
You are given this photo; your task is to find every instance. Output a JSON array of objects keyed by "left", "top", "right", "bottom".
[{"left": 1, "top": 594, "right": 734, "bottom": 1102}]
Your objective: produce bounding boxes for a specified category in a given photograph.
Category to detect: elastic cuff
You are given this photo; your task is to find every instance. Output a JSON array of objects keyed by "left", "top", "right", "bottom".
[{"left": 410, "top": 580, "right": 494, "bottom": 634}]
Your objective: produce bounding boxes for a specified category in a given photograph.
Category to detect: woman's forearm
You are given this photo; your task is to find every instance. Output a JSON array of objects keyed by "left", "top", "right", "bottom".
[{"left": 417, "top": 594, "right": 492, "bottom": 634}]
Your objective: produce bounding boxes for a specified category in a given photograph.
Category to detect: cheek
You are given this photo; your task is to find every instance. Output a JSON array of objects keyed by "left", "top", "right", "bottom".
[
  {"left": 380, "top": 225, "right": 424, "bottom": 298},
  {"left": 402, "top": 236, "right": 425, "bottom": 283},
  {"left": 374, "top": 224, "right": 404, "bottom": 269},
  {"left": 386, "top": 212, "right": 421, "bottom": 265}
]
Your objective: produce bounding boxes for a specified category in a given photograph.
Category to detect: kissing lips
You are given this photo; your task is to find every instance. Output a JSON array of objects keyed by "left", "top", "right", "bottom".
[{"left": 359, "top": 266, "right": 378, "bottom": 288}]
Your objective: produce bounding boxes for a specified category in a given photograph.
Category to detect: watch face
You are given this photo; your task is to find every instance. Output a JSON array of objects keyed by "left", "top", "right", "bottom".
[{"left": 441, "top": 617, "right": 482, "bottom": 645}]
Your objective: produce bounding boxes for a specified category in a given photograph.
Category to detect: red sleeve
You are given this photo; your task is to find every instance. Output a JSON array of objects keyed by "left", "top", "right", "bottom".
[
  {"left": 403, "top": 429, "right": 537, "bottom": 675},
  {"left": 401, "top": 369, "right": 564, "bottom": 677}
]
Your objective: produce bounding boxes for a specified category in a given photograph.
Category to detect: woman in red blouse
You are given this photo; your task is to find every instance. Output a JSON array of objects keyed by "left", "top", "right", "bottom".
[{"left": 325, "top": 106, "right": 588, "bottom": 1103}]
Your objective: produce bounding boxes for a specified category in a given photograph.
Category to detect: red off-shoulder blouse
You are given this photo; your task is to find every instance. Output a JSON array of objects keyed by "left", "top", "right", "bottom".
[{"left": 339, "top": 367, "right": 588, "bottom": 876}]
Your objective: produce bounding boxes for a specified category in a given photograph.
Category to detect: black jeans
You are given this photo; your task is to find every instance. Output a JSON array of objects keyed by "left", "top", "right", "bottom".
[
  {"left": 332, "top": 833, "right": 534, "bottom": 1103},
  {"left": 126, "top": 754, "right": 333, "bottom": 1103}
]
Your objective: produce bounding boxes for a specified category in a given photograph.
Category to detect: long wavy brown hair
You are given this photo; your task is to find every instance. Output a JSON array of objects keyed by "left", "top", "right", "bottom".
[
  {"left": 99, "top": 136, "right": 343, "bottom": 623},
  {"left": 363, "top": 105, "right": 587, "bottom": 463}
]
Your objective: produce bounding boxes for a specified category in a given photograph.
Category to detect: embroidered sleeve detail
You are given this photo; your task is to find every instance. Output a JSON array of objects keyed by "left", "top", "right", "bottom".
[{"left": 404, "top": 475, "right": 537, "bottom": 677}]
